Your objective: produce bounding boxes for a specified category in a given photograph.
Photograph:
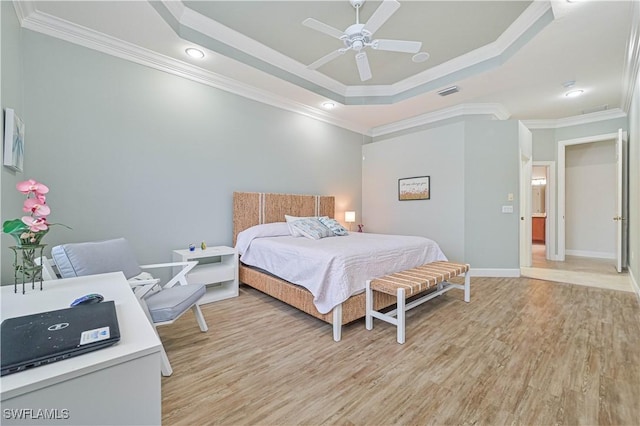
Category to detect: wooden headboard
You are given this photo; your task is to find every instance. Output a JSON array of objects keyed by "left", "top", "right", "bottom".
[{"left": 233, "top": 192, "right": 335, "bottom": 245}]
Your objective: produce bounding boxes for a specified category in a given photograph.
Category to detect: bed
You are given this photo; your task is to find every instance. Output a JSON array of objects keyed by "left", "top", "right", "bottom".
[{"left": 233, "top": 192, "right": 447, "bottom": 341}]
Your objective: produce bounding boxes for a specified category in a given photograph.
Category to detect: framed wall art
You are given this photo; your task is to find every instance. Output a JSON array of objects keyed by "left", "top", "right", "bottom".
[
  {"left": 3, "top": 108, "right": 25, "bottom": 172},
  {"left": 398, "top": 176, "right": 430, "bottom": 201}
]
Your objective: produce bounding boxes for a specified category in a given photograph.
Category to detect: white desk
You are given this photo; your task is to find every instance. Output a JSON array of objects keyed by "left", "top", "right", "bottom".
[{"left": 0, "top": 272, "right": 162, "bottom": 425}]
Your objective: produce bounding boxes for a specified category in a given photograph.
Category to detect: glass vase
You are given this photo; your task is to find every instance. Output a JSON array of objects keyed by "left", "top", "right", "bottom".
[{"left": 8, "top": 229, "right": 48, "bottom": 247}]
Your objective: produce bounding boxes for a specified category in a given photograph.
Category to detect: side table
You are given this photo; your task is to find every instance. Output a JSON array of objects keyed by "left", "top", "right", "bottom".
[{"left": 172, "top": 246, "right": 238, "bottom": 305}]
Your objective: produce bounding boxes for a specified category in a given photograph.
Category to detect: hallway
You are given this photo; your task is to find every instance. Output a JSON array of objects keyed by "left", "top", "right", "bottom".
[{"left": 521, "top": 243, "right": 633, "bottom": 292}]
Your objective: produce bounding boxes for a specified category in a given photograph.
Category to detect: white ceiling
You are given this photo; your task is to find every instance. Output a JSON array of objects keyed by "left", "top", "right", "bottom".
[{"left": 19, "top": 1, "right": 638, "bottom": 136}]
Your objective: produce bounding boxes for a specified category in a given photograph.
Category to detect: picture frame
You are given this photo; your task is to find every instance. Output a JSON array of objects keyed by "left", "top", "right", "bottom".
[
  {"left": 398, "top": 176, "right": 430, "bottom": 201},
  {"left": 3, "top": 108, "right": 25, "bottom": 172}
]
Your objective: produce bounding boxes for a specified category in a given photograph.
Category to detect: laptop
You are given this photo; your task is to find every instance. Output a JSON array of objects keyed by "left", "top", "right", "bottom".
[{"left": 1, "top": 301, "right": 121, "bottom": 376}]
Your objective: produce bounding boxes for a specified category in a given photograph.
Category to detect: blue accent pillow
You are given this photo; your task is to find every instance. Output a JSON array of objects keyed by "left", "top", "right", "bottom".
[
  {"left": 285, "top": 215, "right": 329, "bottom": 237},
  {"left": 318, "top": 217, "right": 348, "bottom": 236},
  {"left": 289, "top": 218, "right": 334, "bottom": 240}
]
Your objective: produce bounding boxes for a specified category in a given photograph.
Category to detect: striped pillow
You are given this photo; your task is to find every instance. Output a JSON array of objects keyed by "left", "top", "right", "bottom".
[
  {"left": 288, "top": 218, "right": 334, "bottom": 240},
  {"left": 318, "top": 217, "right": 348, "bottom": 236}
]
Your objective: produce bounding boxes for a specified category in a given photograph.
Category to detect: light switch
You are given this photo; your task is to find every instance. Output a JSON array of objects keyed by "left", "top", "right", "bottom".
[
  {"left": 502, "top": 205, "right": 514, "bottom": 213},
  {"left": 507, "top": 193, "right": 514, "bottom": 201}
]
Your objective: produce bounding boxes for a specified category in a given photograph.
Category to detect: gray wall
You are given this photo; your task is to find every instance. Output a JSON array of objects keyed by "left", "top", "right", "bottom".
[
  {"left": 565, "top": 140, "right": 616, "bottom": 258},
  {"left": 362, "top": 118, "right": 521, "bottom": 270},
  {"left": 464, "top": 120, "right": 520, "bottom": 269},
  {"left": 1, "top": 1, "right": 27, "bottom": 281},
  {"left": 362, "top": 121, "right": 466, "bottom": 261},
  {"left": 1, "top": 17, "right": 364, "bottom": 284}
]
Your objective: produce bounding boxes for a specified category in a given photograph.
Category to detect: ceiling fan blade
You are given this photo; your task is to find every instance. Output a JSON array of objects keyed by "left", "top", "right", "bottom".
[
  {"left": 355, "top": 52, "right": 372, "bottom": 82},
  {"left": 362, "top": 0, "right": 400, "bottom": 37},
  {"left": 302, "top": 18, "right": 345, "bottom": 40},
  {"left": 372, "top": 39, "right": 422, "bottom": 54},
  {"left": 307, "top": 49, "right": 344, "bottom": 70}
]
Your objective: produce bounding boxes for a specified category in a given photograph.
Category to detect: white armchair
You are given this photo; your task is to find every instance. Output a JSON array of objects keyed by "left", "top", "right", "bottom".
[{"left": 44, "top": 237, "right": 208, "bottom": 376}]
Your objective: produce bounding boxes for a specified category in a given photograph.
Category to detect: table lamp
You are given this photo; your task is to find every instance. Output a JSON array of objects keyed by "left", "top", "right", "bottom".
[{"left": 345, "top": 211, "right": 355, "bottom": 231}]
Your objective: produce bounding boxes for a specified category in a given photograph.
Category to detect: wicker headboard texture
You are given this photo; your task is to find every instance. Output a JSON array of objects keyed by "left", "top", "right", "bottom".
[{"left": 233, "top": 192, "right": 335, "bottom": 245}]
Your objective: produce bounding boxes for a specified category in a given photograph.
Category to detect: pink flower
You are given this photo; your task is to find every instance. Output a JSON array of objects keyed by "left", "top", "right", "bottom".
[
  {"left": 21, "top": 216, "right": 49, "bottom": 232},
  {"left": 16, "top": 179, "right": 49, "bottom": 195},
  {"left": 23, "top": 198, "right": 51, "bottom": 217}
]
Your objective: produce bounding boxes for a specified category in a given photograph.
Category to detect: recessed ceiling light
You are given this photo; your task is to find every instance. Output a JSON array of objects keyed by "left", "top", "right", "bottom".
[
  {"left": 565, "top": 89, "right": 584, "bottom": 98},
  {"left": 185, "top": 48, "right": 205, "bottom": 59},
  {"left": 412, "top": 52, "right": 430, "bottom": 63},
  {"left": 322, "top": 102, "right": 336, "bottom": 109}
]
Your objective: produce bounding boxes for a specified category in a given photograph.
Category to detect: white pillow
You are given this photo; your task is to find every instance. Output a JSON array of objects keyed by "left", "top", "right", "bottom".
[
  {"left": 235, "top": 222, "right": 291, "bottom": 255},
  {"left": 288, "top": 218, "right": 334, "bottom": 240}
]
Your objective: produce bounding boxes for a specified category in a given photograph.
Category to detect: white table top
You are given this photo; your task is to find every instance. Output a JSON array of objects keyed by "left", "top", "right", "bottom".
[
  {"left": 1, "top": 272, "right": 162, "bottom": 400},
  {"left": 173, "top": 245, "right": 236, "bottom": 257}
]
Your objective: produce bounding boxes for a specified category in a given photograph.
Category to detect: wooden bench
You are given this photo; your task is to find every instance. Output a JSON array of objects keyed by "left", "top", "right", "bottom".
[{"left": 365, "top": 261, "right": 470, "bottom": 344}]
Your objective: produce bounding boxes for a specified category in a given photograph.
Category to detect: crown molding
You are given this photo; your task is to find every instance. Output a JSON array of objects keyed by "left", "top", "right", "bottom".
[
  {"left": 521, "top": 108, "right": 627, "bottom": 130},
  {"left": 389, "top": 0, "right": 552, "bottom": 95},
  {"left": 371, "top": 103, "right": 511, "bottom": 138},
  {"left": 159, "top": 0, "right": 552, "bottom": 102},
  {"left": 16, "top": 1, "right": 625, "bottom": 139},
  {"left": 621, "top": 0, "right": 640, "bottom": 113},
  {"left": 11, "top": 0, "right": 34, "bottom": 23},
  {"left": 16, "top": 5, "right": 368, "bottom": 135},
  {"left": 161, "top": 1, "right": 347, "bottom": 97}
]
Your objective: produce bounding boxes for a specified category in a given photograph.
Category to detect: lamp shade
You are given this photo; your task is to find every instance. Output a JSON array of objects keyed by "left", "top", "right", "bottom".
[{"left": 345, "top": 211, "right": 356, "bottom": 223}]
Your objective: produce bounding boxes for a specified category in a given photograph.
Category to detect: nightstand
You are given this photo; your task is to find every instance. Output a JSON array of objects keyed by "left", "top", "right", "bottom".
[{"left": 172, "top": 246, "right": 238, "bottom": 305}]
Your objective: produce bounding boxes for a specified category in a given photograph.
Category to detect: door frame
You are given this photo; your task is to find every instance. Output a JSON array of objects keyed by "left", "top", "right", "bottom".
[
  {"left": 532, "top": 161, "right": 556, "bottom": 260},
  {"left": 557, "top": 131, "right": 625, "bottom": 262}
]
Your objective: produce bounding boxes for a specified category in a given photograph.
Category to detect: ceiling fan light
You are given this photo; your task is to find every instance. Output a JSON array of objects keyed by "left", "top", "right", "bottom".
[
  {"left": 565, "top": 89, "right": 584, "bottom": 98},
  {"left": 412, "top": 52, "right": 430, "bottom": 63},
  {"left": 185, "top": 48, "right": 205, "bottom": 59}
]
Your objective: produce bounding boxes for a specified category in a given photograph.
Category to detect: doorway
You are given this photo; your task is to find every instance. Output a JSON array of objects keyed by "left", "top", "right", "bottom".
[
  {"left": 531, "top": 162, "right": 555, "bottom": 263},
  {"left": 520, "top": 131, "right": 632, "bottom": 292}
]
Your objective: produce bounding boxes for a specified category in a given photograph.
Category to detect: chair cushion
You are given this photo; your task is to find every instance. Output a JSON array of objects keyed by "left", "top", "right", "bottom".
[
  {"left": 52, "top": 238, "right": 142, "bottom": 279},
  {"left": 145, "top": 284, "right": 206, "bottom": 323}
]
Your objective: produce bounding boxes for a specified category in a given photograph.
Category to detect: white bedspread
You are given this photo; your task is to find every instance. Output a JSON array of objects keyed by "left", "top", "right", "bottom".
[{"left": 237, "top": 231, "right": 447, "bottom": 314}]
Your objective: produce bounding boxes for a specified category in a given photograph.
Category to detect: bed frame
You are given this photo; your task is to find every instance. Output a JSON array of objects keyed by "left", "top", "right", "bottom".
[{"left": 233, "top": 192, "right": 396, "bottom": 341}]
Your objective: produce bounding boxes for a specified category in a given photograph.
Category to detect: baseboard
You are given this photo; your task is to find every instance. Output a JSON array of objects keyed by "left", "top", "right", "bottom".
[
  {"left": 469, "top": 268, "right": 520, "bottom": 277},
  {"left": 565, "top": 249, "right": 615, "bottom": 260}
]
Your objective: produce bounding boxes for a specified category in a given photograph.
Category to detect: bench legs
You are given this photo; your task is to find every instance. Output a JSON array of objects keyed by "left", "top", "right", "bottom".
[
  {"left": 365, "top": 280, "right": 373, "bottom": 331},
  {"left": 397, "top": 288, "right": 405, "bottom": 344},
  {"left": 366, "top": 272, "right": 470, "bottom": 344},
  {"left": 464, "top": 271, "right": 470, "bottom": 302},
  {"left": 366, "top": 281, "right": 408, "bottom": 344}
]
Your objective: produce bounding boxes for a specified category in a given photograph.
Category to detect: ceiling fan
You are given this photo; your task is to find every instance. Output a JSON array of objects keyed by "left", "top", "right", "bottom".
[{"left": 303, "top": 0, "right": 423, "bottom": 82}]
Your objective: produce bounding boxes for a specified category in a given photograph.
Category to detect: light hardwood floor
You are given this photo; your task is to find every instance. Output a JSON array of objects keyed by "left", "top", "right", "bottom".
[
  {"left": 521, "top": 244, "right": 633, "bottom": 293},
  {"left": 160, "top": 277, "right": 640, "bottom": 425}
]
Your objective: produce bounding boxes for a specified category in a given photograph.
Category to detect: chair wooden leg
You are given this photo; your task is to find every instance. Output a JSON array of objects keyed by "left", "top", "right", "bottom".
[{"left": 192, "top": 304, "right": 208, "bottom": 332}]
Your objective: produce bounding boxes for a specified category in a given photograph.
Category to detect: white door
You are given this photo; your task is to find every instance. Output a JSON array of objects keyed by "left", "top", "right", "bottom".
[
  {"left": 614, "top": 129, "right": 628, "bottom": 273},
  {"left": 519, "top": 123, "right": 533, "bottom": 268}
]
